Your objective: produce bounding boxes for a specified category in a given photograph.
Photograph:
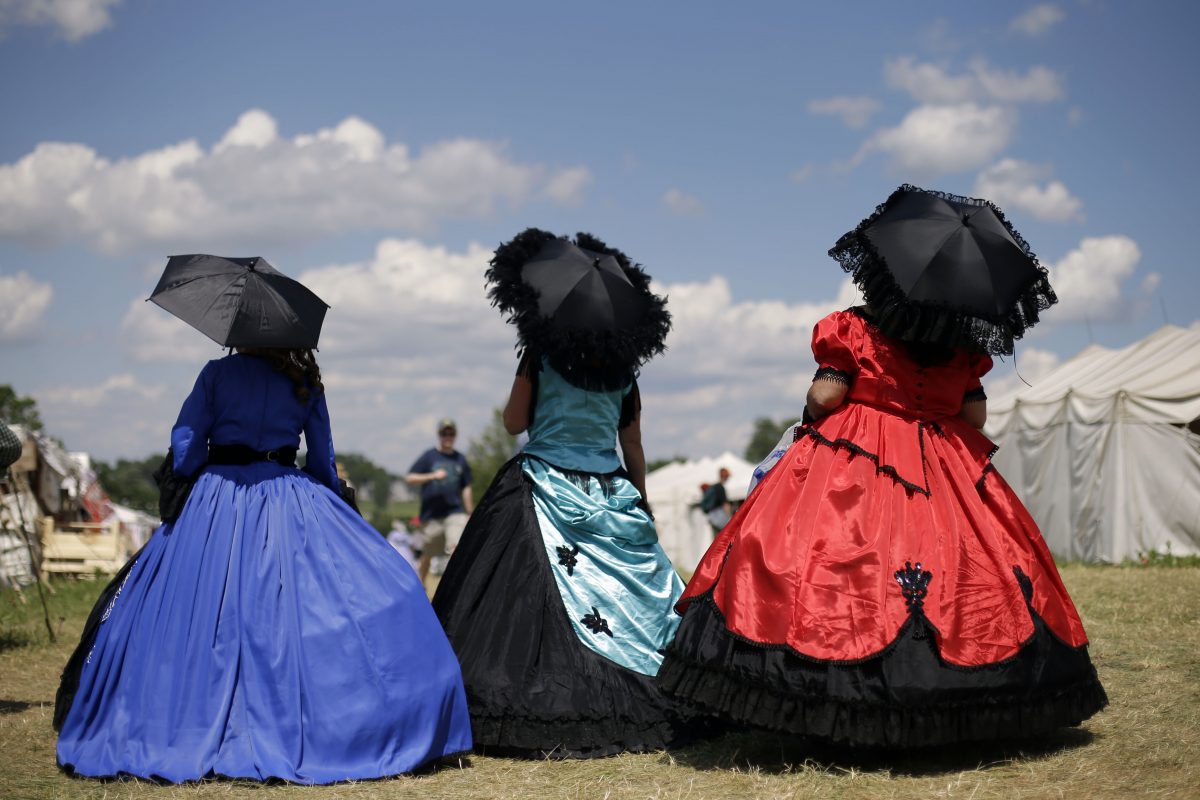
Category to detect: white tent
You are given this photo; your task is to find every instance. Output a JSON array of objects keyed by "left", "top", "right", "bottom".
[
  {"left": 647, "top": 452, "right": 755, "bottom": 573},
  {"left": 985, "top": 324, "right": 1200, "bottom": 563}
]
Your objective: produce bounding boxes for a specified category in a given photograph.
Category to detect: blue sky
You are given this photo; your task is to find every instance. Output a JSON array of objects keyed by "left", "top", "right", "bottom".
[{"left": 1, "top": 0, "right": 1197, "bottom": 471}]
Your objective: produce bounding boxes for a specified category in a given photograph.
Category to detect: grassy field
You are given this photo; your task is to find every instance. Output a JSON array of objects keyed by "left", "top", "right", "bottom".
[{"left": 2, "top": 564, "right": 1198, "bottom": 800}]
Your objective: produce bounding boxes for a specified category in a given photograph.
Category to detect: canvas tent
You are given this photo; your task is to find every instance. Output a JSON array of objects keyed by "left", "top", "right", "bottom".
[
  {"left": 0, "top": 425, "right": 148, "bottom": 584},
  {"left": 985, "top": 324, "right": 1200, "bottom": 563},
  {"left": 647, "top": 452, "right": 755, "bottom": 573}
]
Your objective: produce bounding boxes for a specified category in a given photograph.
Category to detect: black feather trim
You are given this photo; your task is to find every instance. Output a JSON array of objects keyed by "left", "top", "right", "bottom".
[{"left": 486, "top": 229, "right": 671, "bottom": 391}]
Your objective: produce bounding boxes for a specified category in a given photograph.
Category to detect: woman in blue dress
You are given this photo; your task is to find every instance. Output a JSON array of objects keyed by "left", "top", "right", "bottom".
[
  {"left": 432, "top": 230, "right": 686, "bottom": 758},
  {"left": 55, "top": 347, "right": 473, "bottom": 783}
]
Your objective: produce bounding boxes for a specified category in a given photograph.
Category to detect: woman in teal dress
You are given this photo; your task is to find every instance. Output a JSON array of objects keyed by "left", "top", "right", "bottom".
[{"left": 431, "top": 229, "right": 686, "bottom": 758}]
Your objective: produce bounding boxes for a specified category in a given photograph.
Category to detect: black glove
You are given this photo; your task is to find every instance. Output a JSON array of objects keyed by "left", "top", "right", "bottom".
[
  {"left": 152, "top": 448, "right": 196, "bottom": 523},
  {"left": 338, "top": 479, "right": 362, "bottom": 516}
]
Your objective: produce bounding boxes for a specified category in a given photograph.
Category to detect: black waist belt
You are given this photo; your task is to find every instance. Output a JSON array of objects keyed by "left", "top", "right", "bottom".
[{"left": 208, "top": 443, "right": 297, "bottom": 467}]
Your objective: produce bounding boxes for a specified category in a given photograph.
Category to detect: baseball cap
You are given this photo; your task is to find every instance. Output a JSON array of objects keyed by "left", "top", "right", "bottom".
[{"left": 437, "top": 418, "right": 457, "bottom": 433}]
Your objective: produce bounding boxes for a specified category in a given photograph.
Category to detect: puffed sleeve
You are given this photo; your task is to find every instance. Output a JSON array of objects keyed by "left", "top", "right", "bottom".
[
  {"left": 302, "top": 391, "right": 339, "bottom": 491},
  {"left": 170, "top": 362, "right": 216, "bottom": 478},
  {"left": 810, "top": 311, "right": 861, "bottom": 383},
  {"left": 963, "top": 352, "right": 994, "bottom": 402}
]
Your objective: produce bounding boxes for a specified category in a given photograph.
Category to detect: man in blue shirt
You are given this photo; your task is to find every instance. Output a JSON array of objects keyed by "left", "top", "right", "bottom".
[{"left": 405, "top": 418, "right": 474, "bottom": 587}]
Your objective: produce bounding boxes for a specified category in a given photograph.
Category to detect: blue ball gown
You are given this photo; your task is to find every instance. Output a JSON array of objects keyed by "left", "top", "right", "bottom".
[{"left": 55, "top": 354, "right": 473, "bottom": 783}]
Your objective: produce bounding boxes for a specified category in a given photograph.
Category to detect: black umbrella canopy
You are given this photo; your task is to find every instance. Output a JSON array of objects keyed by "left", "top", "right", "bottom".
[
  {"left": 486, "top": 229, "right": 671, "bottom": 390},
  {"left": 149, "top": 255, "right": 329, "bottom": 349},
  {"left": 829, "top": 185, "right": 1057, "bottom": 355},
  {"left": 521, "top": 238, "right": 649, "bottom": 333},
  {"left": 863, "top": 190, "right": 1039, "bottom": 319}
]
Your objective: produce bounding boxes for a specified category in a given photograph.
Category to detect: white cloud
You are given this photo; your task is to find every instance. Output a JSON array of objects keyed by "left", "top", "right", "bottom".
[
  {"left": 662, "top": 188, "right": 705, "bottom": 217},
  {"left": 0, "top": 109, "right": 592, "bottom": 253},
  {"left": 114, "top": 235, "right": 863, "bottom": 467},
  {"left": 1010, "top": 4, "right": 1065, "bottom": 37},
  {"left": 974, "top": 159, "right": 1084, "bottom": 222},
  {"left": 36, "top": 373, "right": 172, "bottom": 458},
  {"left": 214, "top": 109, "right": 280, "bottom": 153},
  {"left": 119, "top": 297, "right": 228, "bottom": 363},
  {"left": 791, "top": 164, "right": 815, "bottom": 183},
  {"left": 884, "top": 57, "right": 1064, "bottom": 104},
  {"left": 0, "top": 0, "right": 120, "bottom": 42},
  {"left": 543, "top": 166, "right": 592, "bottom": 206},
  {"left": 857, "top": 104, "right": 1017, "bottom": 175},
  {"left": 918, "top": 18, "right": 961, "bottom": 55},
  {"left": 807, "top": 96, "right": 882, "bottom": 129},
  {"left": 642, "top": 276, "right": 861, "bottom": 457},
  {"left": 40, "top": 373, "right": 165, "bottom": 408},
  {"left": 1047, "top": 235, "right": 1143, "bottom": 322},
  {"left": 985, "top": 346, "right": 1061, "bottom": 400},
  {"left": 0, "top": 271, "right": 53, "bottom": 341}
]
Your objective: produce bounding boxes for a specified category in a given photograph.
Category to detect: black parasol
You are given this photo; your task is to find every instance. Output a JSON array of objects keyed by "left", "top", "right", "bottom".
[
  {"left": 829, "top": 185, "right": 1057, "bottom": 355},
  {"left": 486, "top": 229, "right": 670, "bottom": 390},
  {"left": 148, "top": 255, "right": 329, "bottom": 349}
]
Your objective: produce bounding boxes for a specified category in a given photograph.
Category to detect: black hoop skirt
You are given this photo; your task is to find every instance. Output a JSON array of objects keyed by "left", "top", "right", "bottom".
[{"left": 431, "top": 459, "right": 687, "bottom": 758}]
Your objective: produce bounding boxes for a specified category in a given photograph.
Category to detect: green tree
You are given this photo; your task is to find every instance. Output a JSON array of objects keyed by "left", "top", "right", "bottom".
[
  {"left": 744, "top": 416, "right": 793, "bottom": 463},
  {"left": 646, "top": 456, "right": 686, "bottom": 473},
  {"left": 0, "top": 385, "right": 44, "bottom": 431},
  {"left": 94, "top": 454, "right": 165, "bottom": 515},
  {"left": 336, "top": 452, "right": 396, "bottom": 510},
  {"left": 466, "top": 408, "right": 516, "bottom": 501}
]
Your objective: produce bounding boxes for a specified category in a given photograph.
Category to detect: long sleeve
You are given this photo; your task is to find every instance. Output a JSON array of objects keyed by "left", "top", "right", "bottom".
[
  {"left": 170, "top": 363, "right": 216, "bottom": 478},
  {"left": 302, "top": 391, "right": 339, "bottom": 491}
]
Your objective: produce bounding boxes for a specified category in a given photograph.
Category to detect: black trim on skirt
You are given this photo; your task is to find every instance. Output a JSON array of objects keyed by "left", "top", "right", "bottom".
[
  {"left": 432, "top": 457, "right": 690, "bottom": 758},
  {"left": 658, "top": 592, "right": 1107, "bottom": 748},
  {"left": 54, "top": 546, "right": 145, "bottom": 731}
]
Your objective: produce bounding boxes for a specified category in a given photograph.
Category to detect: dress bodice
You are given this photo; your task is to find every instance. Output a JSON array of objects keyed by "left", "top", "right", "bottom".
[
  {"left": 816, "top": 309, "right": 991, "bottom": 420},
  {"left": 521, "top": 361, "right": 631, "bottom": 474},
  {"left": 809, "top": 309, "right": 996, "bottom": 494},
  {"left": 170, "top": 354, "right": 337, "bottom": 489}
]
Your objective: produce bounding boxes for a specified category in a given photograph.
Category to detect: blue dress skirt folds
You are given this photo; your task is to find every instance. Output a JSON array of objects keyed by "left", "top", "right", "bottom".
[
  {"left": 432, "top": 363, "right": 687, "bottom": 757},
  {"left": 55, "top": 354, "right": 473, "bottom": 783}
]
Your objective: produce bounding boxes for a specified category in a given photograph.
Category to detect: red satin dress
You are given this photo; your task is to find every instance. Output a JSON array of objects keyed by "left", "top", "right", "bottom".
[{"left": 660, "top": 308, "right": 1106, "bottom": 747}]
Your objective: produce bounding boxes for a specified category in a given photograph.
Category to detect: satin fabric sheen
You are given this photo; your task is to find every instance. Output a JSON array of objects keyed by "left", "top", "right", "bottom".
[
  {"left": 56, "top": 355, "right": 471, "bottom": 783},
  {"left": 432, "top": 461, "right": 686, "bottom": 756},
  {"left": 679, "top": 309, "right": 1090, "bottom": 666},
  {"left": 521, "top": 361, "right": 629, "bottom": 474},
  {"left": 57, "top": 466, "right": 473, "bottom": 782},
  {"left": 524, "top": 457, "right": 683, "bottom": 676}
]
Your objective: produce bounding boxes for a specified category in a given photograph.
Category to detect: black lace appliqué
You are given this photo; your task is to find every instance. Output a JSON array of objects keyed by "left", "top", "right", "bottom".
[
  {"left": 556, "top": 544, "right": 580, "bottom": 576},
  {"left": 813, "top": 366, "right": 852, "bottom": 385},
  {"left": 894, "top": 561, "right": 932, "bottom": 613},
  {"left": 581, "top": 607, "right": 614, "bottom": 637}
]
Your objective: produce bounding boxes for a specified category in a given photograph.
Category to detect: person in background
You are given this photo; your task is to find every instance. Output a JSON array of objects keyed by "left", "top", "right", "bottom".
[
  {"left": 698, "top": 467, "right": 732, "bottom": 534},
  {"left": 405, "top": 419, "right": 473, "bottom": 586},
  {"left": 387, "top": 518, "right": 420, "bottom": 573}
]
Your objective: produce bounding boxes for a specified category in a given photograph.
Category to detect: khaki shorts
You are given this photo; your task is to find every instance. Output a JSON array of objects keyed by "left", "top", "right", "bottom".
[{"left": 420, "top": 512, "right": 468, "bottom": 557}]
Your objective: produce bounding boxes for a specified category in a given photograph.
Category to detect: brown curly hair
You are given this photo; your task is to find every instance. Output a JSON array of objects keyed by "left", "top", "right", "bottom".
[{"left": 239, "top": 348, "right": 324, "bottom": 402}]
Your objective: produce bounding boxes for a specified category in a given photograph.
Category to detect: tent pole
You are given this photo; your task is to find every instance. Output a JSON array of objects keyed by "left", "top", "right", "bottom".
[{"left": 6, "top": 468, "right": 56, "bottom": 643}]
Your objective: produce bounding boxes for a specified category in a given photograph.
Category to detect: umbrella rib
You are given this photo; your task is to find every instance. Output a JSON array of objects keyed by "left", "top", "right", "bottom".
[
  {"left": 203, "top": 273, "right": 249, "bottom": 342},
  {"left": 150, "top": 271, "right": 246, "bottom": 299}
]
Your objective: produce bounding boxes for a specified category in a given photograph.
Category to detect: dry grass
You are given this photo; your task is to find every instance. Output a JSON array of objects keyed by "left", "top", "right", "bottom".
[{"left": 2, "top": 565, "right": 1198, "bottom": 800}]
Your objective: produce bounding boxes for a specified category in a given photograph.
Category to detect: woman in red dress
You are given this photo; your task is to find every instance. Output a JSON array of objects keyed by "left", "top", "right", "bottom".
[{"left": 660, "top": 188, "right": 1107, "bottom": 747}]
